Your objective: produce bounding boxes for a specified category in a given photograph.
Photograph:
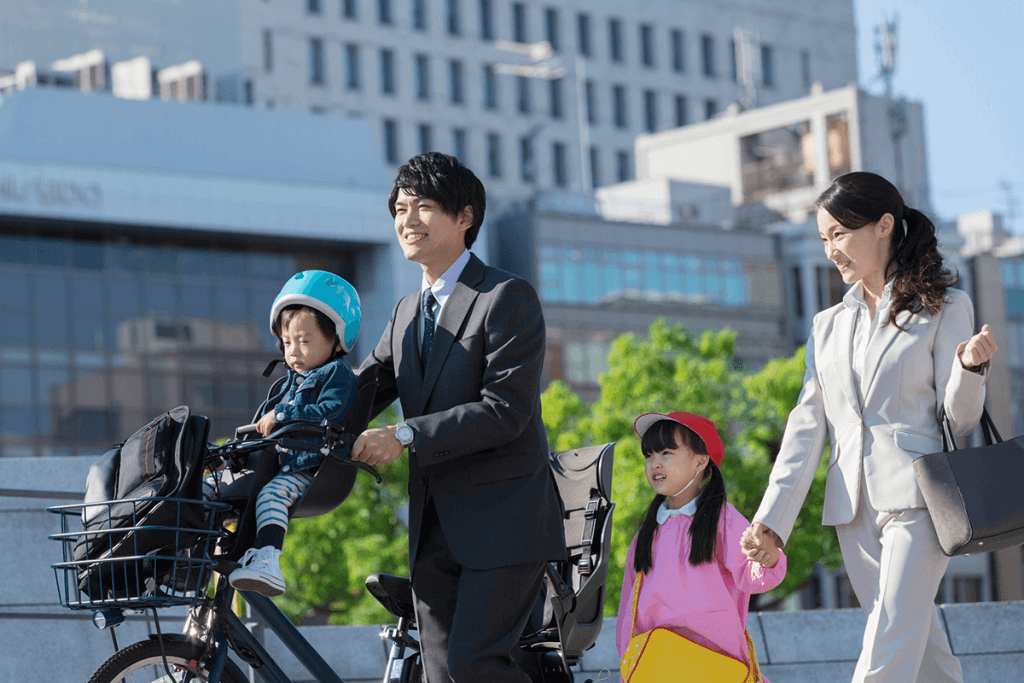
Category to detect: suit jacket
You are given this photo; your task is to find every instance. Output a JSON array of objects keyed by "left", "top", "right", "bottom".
[
  {"left": 754, "top": 288, "right": 988, "bottom": 544},
  {"left": 364, "top": 253, "right": 567, "bottom": 570}
]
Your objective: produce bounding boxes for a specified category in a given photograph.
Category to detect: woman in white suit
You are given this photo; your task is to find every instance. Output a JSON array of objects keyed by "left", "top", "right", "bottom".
[{"left": 741, "top": 172, "right": 997, "bottom": 683}]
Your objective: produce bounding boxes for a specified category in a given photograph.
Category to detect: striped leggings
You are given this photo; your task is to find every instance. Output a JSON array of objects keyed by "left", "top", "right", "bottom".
[{"left": 203, "top": 470, "right": 314, "bottom": 532}]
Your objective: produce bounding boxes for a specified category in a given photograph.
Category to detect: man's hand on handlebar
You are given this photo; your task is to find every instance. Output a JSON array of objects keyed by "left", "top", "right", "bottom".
[
  {"left": 351, "top": 426, "right": 405, "bottom": 467},
  {"left": 255, "top": 411, "right": 276, "bottom": 436}
]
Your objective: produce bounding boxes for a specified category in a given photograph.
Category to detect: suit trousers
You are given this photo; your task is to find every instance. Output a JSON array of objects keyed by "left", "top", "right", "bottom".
[
  {"left": 411, "top": 496, "right": 546, "bottom": 683},
  {"left": 836, "top": 476, "right": 964, "bottom": 683}
]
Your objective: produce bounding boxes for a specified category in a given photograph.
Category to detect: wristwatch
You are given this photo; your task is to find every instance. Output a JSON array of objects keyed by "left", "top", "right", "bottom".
[{"left": 394, "top": 421, "right": 415, "bottom": 449}]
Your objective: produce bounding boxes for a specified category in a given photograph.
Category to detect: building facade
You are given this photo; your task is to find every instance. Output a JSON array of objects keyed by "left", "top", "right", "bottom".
[
  {"left": 0, "top": 88, "right": 411, "bottom": 457},
  {"left": 1, "top": 0, "right": 858, "bottom": 197}
]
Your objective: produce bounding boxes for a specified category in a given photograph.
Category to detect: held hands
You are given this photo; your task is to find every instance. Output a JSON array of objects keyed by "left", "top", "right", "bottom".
[
  {"left": 351, "top": 425, "right": 406, "bottom": 467},
  {"left": 740, "top": 522, "right": 782, "bottom": 569},
  {"left": 255, "top": 411, "right": 276, "bottom": 436},
  {"left": 959, "top": 324, "right": 997, "bottom": 370}
]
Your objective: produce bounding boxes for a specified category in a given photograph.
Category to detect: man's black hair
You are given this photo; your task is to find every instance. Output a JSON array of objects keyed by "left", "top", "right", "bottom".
[{"left": 388, "top": 152, "right": 486, "bottom": 249}]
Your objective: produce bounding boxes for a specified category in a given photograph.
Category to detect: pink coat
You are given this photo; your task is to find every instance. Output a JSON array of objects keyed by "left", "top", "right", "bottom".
[{"left": 616, "top": 502, "right": 787, "bottom": 680}]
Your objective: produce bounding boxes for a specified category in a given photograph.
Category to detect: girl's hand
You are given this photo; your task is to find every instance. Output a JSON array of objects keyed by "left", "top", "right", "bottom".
[
  {"left": 741, "top": 523, "right": 781, "bottom": 568},
  {"left": 959, "top": 324, "right": 997, "bottom": 369},
  {"left": 256, "top": 411, "right": 276, "bottom": 436}
]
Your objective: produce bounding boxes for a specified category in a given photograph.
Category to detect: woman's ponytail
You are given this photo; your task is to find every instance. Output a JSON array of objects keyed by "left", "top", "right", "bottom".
[{"left": 885, "top": 205, "right": 956, "bottom": 329}]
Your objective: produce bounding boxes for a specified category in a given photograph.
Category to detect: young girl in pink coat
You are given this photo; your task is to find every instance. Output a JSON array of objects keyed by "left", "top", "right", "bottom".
[{"left": 616, "top": 411, "right": 787, "bottom": 681}]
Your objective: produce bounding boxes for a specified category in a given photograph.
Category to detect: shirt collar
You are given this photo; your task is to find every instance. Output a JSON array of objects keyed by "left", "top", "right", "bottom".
[
  {"left": 842, "top": 279, "right": 893, "bottom": 311},
  {"left": 656, "top": 492, "right": 700, "bottom": 524},
  {"left": 421, "top": 249, "right": 470, "bottom": 306}
]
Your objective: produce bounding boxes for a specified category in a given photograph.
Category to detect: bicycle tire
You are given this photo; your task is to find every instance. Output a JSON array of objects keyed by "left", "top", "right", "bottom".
[{"left": 86, "top": 638, "right": 247, "bottom": 683}]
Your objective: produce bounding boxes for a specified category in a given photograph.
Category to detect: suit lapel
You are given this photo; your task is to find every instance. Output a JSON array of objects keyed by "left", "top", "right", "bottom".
[
  {"left": 831, "top": 305, "right": 861, "bottom": 413},
  {"left": 396, "top": 292, "right": 425, "bottom": 415},
  {"left": 420, "top": 255, "right": 484, "bottom": 407},
  {"left": 861, "top": 308, "right": 927, "bottom": 402}
]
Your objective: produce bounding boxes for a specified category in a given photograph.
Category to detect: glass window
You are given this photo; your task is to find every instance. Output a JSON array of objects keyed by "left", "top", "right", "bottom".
[
  {"left": 72, "top": 315, "right": 108, "bottom": 350},
  {"left": 577, "top": 13, "right": 591, "bottom": 57},
  {"left": 761, "top": 44, "right": 775, "bottom": 88},
  {"left": 513, "top": 3, "right": 527, "bottom": 43},
  {"left": 108, "top": 278, "right": 141, "bottom": 314},
  {"left": 378, "top": 0, "right": 392, "bottom": 25},
  {"left": 36, "top": 313, "right": 70, "bottom": 347},
  {"left": 145, "top": 246, "right": 178, "bottom": 275},
  {"left": 0, "top": 269, "right": 30, "bottom": 309},
  {"left": 545, "top": 8, "right": 560, "bottom": 52},
  {"left": 479, "top": 0, "right": 493, "bottom": 40},
  {"left": 418, "top": 123, "right": 433, "bottom": 154},
  {"left": 415, "top": 54, "right": 431, "bottom": 100},
  {"left": 221, "top": 379, "right": 251, "bottom": 411},
  {"left": 583, "top": 262, "right": 601, "bottom": 302},
  {"left": 307, "top": 0, "right": 322, "bottom": 13},
  {"left": 562, "top": 259, "right": 581, "bottom": 302},
  {"left": 486, "top": 132, "right": 502, "bottom": 178},
  {"left": 519, "top": 135, "right": 535, "bottom": 184},
  {"left": 452, "top": 128, "right": 468, "bottom": 162},
  {"left": 1, "top": 407, "right": 37, "bottom": 434},
  {"left": 482, "top": 64, "right": 498, "bottom": 109},
  {"left": 701, "top": 34, "right": 715, "bottom": 78},
  {"left": 71, "top": 274, "right": 105, "bottom": 313},
  {"left": 674, "top": 94, "right": 688, "bottom": 127},
  {"left": 613, "top": 84, "right": 627, "bottom": 129},
  {"left": 549, "top": 78, "right": 563, "bottom": 119},
  {"left": 37, "top": 365, "right": 70, "bottom": 405},
  {"left": 640, "top": 24, "right": 655, "bottom": 68},
  {"left": 36, "top": 238, "right": 68, "bottom": 267},
  {"left": 180, "top": 283, "right": 215, "bottom": 318},
  {"left": 671, "top": 29, "right": 685, "bottom": 73},
  {"left": 309, "top": 38, "right": 325, "bottom": 85},
  {"left": 71, "top": 241, "right": 105, "bottom": 270},
  {"left": 0, "top": 235, "right": 33, "bottom": 264},
  {"left": 346, "top": 44, "right": 361, "bottom": 91},
  {"left": 447, "top": 0, "right": 461, "bottom": 36},
  {"left": 585, "top": 80, "right": 597, "bottom": 124},
  {"left": 616, "top": 150, "right": 631, "bottom": 182},
  {"left": 215, "top": 285, "right": 248, "bottom": 321},
  {"left": 381, "top": 49, "right": 396, "bottom": 95},
  {"left": 589, "top": 146, "right": 600, "bottom": 189},
  {"left": 0, "top": 312, "right": 31, "bottom": 346},
  {"left": 449, "top": 59, "right": 464, "bottom": 104},
  {"left": 109, "top": 245, "right": 146, "bottom": 273},
  {"left": 145, "top": 280, "right": 177, "bottom": 314},
  {"left": 644, "top": 90, "right": 657, "bottom": 133},
  {"left": 412, "top": 0, "right": 427, "bottom": 30},
  {"left": 517, "top": 76, "right": 531, "bottom": 114},
  {"left": 552, "top": 141, "right": 567, "bottom": 188},
  {"left": 608, "top": 18, "right": 623, "bottom": 62},
  {"left": 1001, "top": 260, "right": 1015, "bottom": 287},
  {"left": 383, "top": 118, "right": 399, "bottom": 164},
  {"left": 263, "top": 29, "right": 273, "bottom": 73},
  {"left": 0, "top": 365, "right": 33, "bottom": 403},
  {"left": 343, "top": 0, "right": 358, "bottom": 19},
  {"left": 34, "top": 271, "right": 67, "bottom": 310}
]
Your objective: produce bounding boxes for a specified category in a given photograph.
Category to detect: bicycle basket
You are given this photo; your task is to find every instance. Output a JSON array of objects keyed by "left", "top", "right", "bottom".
[{"left": 48, "top": 497, "right": 229, "bottom": 609}]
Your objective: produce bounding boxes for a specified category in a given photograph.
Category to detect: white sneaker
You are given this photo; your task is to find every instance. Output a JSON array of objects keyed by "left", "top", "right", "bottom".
[{"left": 229, "top": 546, "right": 286, "bottom": 597}]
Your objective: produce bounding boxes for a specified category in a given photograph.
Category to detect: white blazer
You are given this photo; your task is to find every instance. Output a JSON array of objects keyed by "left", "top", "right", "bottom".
[{"left": 754, "top": 287, "right": 988, "bottom": 544}]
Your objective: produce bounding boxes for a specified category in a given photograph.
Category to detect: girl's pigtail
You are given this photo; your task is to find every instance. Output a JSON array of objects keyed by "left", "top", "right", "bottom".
[
  {"left": 688, "top": 460, "right": 726, "bottom": 565},
  {"left": 634, "top": 493, "right": 666, "bottom": 574}
]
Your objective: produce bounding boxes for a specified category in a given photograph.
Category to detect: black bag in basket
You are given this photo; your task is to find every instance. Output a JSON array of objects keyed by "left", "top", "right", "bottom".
[
  {"left": 74, "top": 405, "right": 211, "bottom": 599},
  {"left": 913, "top": 408, "right": 1024, "bottom": 556}
]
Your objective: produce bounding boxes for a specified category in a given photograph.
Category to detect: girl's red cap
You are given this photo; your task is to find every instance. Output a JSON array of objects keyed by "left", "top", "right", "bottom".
[{"left": 633, "top": 411, "right": 725, "bottom": 467}]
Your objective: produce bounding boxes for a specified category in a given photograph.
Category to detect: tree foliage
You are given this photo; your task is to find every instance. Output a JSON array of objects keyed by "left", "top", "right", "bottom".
[{"left": 541, "top": 319, "right": 841, "bottom": 616}]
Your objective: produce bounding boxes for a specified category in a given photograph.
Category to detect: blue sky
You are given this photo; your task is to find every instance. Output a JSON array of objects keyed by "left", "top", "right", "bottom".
[{"left": 853, "top": 0, "right": 1024, "bottom": 229}]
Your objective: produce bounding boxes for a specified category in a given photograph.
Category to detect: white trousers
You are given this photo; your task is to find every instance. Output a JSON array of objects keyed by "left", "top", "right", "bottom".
[{"left": 835, "top": 477, "right": 964, "bottom": 683}]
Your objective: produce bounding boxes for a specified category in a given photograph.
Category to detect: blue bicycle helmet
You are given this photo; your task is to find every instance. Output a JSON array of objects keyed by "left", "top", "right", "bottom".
[{"left": 270, "top": 271, "right": 361, "bottom": 353}]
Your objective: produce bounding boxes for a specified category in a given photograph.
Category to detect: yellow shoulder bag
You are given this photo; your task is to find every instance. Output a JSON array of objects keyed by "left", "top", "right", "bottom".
[{"left": 620, "top": 572, "right": 762, "bottom": 682}]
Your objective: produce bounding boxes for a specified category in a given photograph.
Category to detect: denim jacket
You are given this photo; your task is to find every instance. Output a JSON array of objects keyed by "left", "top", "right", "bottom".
[{"left": 261, "top": 357, "right": 357, "bottom": 473}]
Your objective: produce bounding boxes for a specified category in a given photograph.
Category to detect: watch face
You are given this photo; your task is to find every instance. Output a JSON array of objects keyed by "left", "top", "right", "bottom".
[{"left": 396, "top": 424, "right": 414, "bottom": 444}]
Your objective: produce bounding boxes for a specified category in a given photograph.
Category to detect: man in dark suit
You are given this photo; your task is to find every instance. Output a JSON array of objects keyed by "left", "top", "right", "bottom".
[{"left": 352, "top": 153, "right": 565, "bottom": 683}]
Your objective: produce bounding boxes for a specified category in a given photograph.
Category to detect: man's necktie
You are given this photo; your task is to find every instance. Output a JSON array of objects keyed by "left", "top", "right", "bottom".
[{"left": 421, "top": 288, "right": 437, "bottom": 360}]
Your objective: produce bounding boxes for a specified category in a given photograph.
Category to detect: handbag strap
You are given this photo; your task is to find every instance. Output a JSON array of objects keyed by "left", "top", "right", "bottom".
[
  {"left": 629, "top": 571, "right": 642, "bottom": 639},
  {"left": 940, "top": 406, "right": 1002, "bottom": 452}
]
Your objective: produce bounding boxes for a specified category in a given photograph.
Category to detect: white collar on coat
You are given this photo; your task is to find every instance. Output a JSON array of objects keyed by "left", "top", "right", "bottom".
[
  {"left": 842, "top": 279, "right": 894, "bottom": 312},
  {"left": 656, "top": 492, "right": 701, "bottom": 524}
]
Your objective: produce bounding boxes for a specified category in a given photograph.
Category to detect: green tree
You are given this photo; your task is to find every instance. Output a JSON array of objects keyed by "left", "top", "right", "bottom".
[
  {"left": 541, "top": 319, "right": 841, "bottom": 616},
  {"left": 275, "top": 405, "right": 412, "bottom": 625}
]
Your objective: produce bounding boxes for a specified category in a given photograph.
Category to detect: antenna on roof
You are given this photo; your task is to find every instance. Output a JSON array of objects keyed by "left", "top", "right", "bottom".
[{"left": 874, "top": 13, "right": 907, "bottom": 198}]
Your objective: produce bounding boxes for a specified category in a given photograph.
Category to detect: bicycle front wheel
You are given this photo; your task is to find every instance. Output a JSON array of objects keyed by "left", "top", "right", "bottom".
[{"left": 86, "top": 638, "right": 247, "bottom": 683}]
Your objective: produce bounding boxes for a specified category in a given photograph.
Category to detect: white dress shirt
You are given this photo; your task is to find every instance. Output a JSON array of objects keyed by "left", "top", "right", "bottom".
[{"left": 419, "top": 249, "right": 471, "bottom": 346}]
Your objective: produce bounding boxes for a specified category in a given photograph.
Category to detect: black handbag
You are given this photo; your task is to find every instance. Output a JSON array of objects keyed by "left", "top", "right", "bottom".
[{"left": 913, "top": 408, "right": 1024, "bottom": 556}]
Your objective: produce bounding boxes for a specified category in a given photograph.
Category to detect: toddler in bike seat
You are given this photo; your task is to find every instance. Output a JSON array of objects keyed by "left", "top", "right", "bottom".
[{"left": 205, "top": 270, "right": 361, "bottom": 597}]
